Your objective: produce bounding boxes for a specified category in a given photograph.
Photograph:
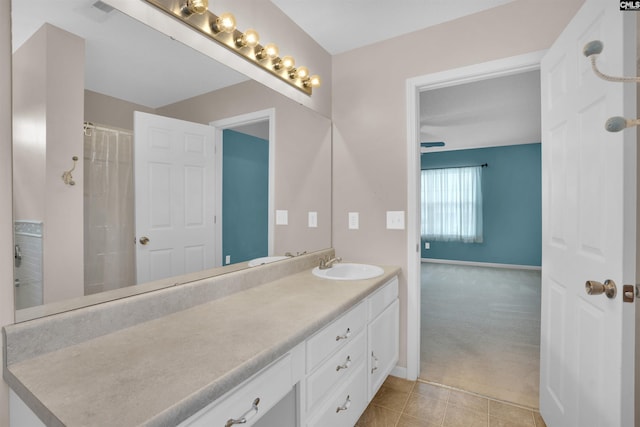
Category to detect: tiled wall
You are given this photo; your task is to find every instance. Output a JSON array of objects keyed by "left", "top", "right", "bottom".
[{"left": 14, "top": 221, "right": 43, "bottom": 310}]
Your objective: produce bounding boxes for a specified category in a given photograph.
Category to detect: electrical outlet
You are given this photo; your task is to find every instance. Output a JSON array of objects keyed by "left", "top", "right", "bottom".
[
  {"left": 308, "top": 211, "right": 318, "bottom": 228},
  {"left": 225, "top": 255, "right": 231, "bottom": 264},
  {"left": 425, "top": 242, "right": 430, "bottom": 249},
  {"left": 348, "top": 212, "right": 359, "bottom": 229}
]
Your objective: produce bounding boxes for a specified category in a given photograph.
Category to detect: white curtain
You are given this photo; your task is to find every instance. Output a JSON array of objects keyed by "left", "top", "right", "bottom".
[
  {"left": 421, "top": 165, "right": 483, "bottom": 243},
  {"left": 84, "top": 124, "right": 135, "bottom": 294}
]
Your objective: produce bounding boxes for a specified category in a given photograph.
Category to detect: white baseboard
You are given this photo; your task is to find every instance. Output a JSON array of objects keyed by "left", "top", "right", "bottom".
[
  {"left": 390, "top": 365, "right": 409, "bottom": 380},
  {"left": 421, "top": 258, "right": 541, "bottom": 271}
]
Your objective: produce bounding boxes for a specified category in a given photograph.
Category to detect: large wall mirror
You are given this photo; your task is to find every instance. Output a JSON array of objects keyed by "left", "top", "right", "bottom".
[{"left": 11, "top": 0, "right": 332, "bottom": 321}]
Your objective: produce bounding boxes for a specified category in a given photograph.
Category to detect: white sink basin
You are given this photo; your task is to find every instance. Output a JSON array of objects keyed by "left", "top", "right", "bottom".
[
  {"left": 312, "top": 263, "right": 384, "bottom": 281},
  {"left": 247, "top": 256, "right": 290, "bottom": 267}
]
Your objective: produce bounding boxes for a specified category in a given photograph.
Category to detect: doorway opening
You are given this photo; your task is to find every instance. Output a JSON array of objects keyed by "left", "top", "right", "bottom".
[
  {"left": 405, "top": 51, "right": 546, "bottom": 407},
  {"left": 210, "top": 109, "right": 276, "bottom": 267}
]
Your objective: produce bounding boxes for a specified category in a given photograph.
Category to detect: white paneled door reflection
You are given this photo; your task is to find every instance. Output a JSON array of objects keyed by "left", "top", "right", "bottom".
[{"left": 134, "top": 111, "right": 216, "bottom": 284}]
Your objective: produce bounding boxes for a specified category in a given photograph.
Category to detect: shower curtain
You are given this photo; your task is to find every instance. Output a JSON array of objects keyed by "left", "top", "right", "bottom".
[{"left": 83, "top": 124, "right": 135, "bottom": 295}]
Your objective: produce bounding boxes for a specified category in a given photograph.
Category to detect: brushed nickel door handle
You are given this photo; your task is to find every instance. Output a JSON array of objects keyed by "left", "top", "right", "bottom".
[
  {"left": 585, "top": 279, "right": 617, "bottom": 299},
  {"left": 139, "top": 236, "right": 150, "bottom": 245}
]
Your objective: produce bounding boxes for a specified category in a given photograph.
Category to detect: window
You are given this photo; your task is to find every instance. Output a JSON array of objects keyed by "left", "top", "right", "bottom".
[{"left": 421, "top": 165, "right": 483, "bottom": 243}]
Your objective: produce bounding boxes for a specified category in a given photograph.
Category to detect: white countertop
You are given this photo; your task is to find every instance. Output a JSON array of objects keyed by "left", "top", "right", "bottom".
[{"left": 4, "top": 266, "right": 400, "bottom": 426}]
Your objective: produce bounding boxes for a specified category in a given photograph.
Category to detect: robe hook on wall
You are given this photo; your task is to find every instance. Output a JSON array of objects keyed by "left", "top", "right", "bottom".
[
  {"left": 62, "top": 156, "right": 79, "bottom": 186},
  {"left": 583, "top": 40, "right": 640, "bottom": 133}
]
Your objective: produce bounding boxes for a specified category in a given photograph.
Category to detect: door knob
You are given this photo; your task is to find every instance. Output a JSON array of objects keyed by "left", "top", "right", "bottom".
[
  {"left": 585, "top": 279, "right": 617, "bottom": 299},
  {"left": 139, "top": 236, "right": 150, "bottom": 245}
]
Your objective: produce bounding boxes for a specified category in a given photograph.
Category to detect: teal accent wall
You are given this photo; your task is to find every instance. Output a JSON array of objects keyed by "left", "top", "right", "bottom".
[
  {"left": 222, "top": 129, "right": 269, "bottom": 265},
  {"left": 421, "top": 143, "right": 541, "bottom": 266}
]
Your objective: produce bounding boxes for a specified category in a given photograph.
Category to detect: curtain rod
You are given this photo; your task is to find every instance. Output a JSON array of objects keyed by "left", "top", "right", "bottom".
[{"left": 422, "top": 163, "right": 488, "bottom": 171}]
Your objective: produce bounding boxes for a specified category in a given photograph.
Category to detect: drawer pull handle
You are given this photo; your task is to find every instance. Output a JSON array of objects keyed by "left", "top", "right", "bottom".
[
  {"left": 225, "top": 397, "right": 260, "bottom": 427},
  {"left": 336, "top": 395, "right": 351, "bottom": 413},
  {"left": 335, "top": 328, "right": 351, "bottom": 341},
  {"left": 371, "top": 351, "right": 379, "bottom": 374},
  {"left": 336, "top": 356, "right": 352, "bottom": 371}
]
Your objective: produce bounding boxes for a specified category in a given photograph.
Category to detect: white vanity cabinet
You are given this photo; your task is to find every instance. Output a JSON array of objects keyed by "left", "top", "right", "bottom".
[
  {"left": 8, "top": 274, "right": 400, "bottom": 427},
  {"left": 303, "top": 276, "right": 399, "bottom": 427}
]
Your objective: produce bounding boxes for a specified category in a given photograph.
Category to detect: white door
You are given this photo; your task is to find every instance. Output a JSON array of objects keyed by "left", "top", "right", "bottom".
[
  {"left": 134, "top": 111, "right": 216, "bottom": 284},
  {"left": 540, "top": 1, "right": 636, "bottom": 426}
]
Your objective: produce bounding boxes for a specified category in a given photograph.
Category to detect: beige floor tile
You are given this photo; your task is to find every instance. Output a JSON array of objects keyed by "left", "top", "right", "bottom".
[
  {"left": 490, "top": 415, "right": 535, "bottom": 427},
  {"left": 371, "top": 385, "right": 410, "bottom": 412},
  {"left": 489, "top": 401, "right": 535, "bottom": 426},
  {"left": 402, "top": 393, "right": 447, "bottom": 425},
  {"left": 448, "top": 390, "right": 489, "bottom": 413},
  {"left": 533, "top": 412, "right": 546, "bottom": 427},
  {"left": 443, "top": 404, "right": 488, "bottom": 427},
  {"left": 412, "top": 381, "right": 450, "bottom": 402},
  {"left": 383, "top": 375, "right": 416, "bottom": 393},
  {"left": 355, "top": 403, "right": 402, "bottom": 427},
  {"left": 396, "top": 414, "right": 441, "bottom": 427}
]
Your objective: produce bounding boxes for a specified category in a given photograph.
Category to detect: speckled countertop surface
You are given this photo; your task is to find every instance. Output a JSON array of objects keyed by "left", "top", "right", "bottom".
[{"left": 5, "top": 266, "right": 400, "bottom": 427}]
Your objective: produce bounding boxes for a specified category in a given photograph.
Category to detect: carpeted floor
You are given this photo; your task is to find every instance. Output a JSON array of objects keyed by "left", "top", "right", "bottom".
[{"left": 420, "top": 262, "right": 541, "bottom": 409}]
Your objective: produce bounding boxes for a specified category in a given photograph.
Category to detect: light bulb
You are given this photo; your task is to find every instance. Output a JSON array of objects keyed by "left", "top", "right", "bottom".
[
  {"left": 257, "top": 43, "right": 279, "bottom": 60},
  {"left": 306, "top": 75, "right": 321, "bottom": 88},
  {"left": 184, "top": 0, "right": 208, "bottom": 15},
  {"left": 212, "top": 12, "right": 236, "bottom": 33},
  {"left": 295, "top": 66, "right": 309, "bottom": 80},
  {"left": 275, "top": 55, "right": 295, "bottom": 71},
  {"left": 236, "top": 29, "right": 260, "bottom": 48}
]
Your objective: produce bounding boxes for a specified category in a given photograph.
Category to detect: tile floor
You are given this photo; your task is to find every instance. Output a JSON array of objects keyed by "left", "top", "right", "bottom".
[{"left": 356, "top": 376, "right": 546, "bottom": 427}]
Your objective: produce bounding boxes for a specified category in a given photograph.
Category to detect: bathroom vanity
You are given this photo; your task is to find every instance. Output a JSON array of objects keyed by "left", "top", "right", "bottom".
[{"left": 3, "top": 250, "right": 400, "bottom": 426}]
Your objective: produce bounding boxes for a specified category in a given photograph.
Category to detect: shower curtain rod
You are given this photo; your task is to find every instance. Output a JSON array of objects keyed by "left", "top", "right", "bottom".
[
  {"left": 422, "top": 163, "right": 488, "bottom": 171},
  {"left": 83, "top": 122, "right": 133, "bottom": 134}
]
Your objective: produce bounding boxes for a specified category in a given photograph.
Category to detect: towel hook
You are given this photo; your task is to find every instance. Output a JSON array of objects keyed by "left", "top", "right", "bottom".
[
  {"left": 583, "top": 40, "right": 640, "bottom": 133},
  {"left": 583, "top": 40, "right": 640, "bottom": 83},
  {"left": 62, "top": 156, "right": 79, "bottom": 186}
]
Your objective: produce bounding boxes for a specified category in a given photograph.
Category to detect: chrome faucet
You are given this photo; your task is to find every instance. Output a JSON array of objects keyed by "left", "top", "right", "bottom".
[{"left": 319, "top": 256, "right": 342, "bottom": 270}]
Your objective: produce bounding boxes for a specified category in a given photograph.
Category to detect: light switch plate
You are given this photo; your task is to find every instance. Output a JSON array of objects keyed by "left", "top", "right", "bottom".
[
  {"left": 348, "top": 212, "right": 359, "bottom": 230},
  {"left": 308, "top": 211, "right": 318, "bottom": 228},
  {"left": 276, "top": 210, "right": 288, "bottom": 225},
  {"left": 386, "top": 211, "right": 405, "bottom": 230}
]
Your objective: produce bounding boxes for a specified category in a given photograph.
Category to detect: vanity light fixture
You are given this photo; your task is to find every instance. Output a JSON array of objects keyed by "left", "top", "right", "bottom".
[{"left": 145, "top": 0, "right": 321, "bottom": 95}]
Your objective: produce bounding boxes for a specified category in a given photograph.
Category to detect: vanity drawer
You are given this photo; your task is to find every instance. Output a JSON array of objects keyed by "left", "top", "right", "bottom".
[
  {"left": 305, "top": 329, "right": 365, "bottom": 412},
  {"left": 306, "top": 301, "right": 366, "bottom": 372},
  {"left": 305, "top": 362, "right": 368, "bottom": 427},
  {"left": 368, "top": 277, "right": 399, "bottom": 321},
  {"left": 179, "top": 353, "right": 293, "bottom": 427}
]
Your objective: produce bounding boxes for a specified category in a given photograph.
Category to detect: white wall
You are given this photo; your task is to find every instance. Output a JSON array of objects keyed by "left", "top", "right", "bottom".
[
  {"left": 331, "top": 0, "right": 585, "bottom": 371},
  {"left": 12, "top": 24, "right": 85, "bottom": 305},
  {"left": 1, "top": 1, "right": 15, "bottom": 425}
]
